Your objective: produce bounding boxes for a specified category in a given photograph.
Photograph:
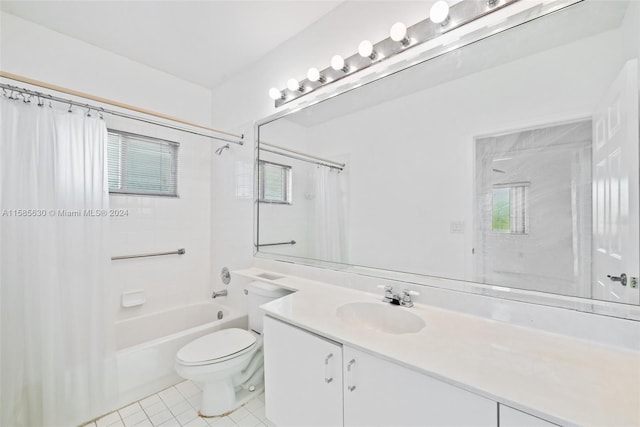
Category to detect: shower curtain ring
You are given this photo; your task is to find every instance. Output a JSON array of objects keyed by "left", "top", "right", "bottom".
[{"left": 68, "top": 103, "right": 73, "bottom": 113}]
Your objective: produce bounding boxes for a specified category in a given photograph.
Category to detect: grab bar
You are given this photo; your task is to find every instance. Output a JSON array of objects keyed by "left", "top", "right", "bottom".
[
  {"left": 111, "top": 248, "right": 186, "bottom": 261},
  {"left": 257, "top": 240, "right": 296, "bottom": 247}
]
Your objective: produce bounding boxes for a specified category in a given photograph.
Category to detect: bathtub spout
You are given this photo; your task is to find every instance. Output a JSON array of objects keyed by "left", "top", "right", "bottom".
[{"left": 212, "top": 290, "right": 228, "bottom": 298}]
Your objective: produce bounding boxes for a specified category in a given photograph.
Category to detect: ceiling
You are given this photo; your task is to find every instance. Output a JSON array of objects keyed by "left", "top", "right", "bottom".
[{"left": 0, "top": 0, "right": 343, "bottom": 89}]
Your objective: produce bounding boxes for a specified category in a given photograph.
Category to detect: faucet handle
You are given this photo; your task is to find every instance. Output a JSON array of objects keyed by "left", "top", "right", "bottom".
[
  {"left": 377, "top": 285, "right": 395, "bottom": 302},
  {"left": 400, "top": 289, "right": 419, "bottom": 307}
]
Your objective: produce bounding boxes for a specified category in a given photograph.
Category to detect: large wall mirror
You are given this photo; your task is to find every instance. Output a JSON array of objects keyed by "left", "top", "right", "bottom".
[{"left": 256, "top": 0, "right": 640, "bottom": 318}]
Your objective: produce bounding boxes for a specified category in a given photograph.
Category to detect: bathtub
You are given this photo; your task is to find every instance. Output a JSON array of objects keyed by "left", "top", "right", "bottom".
[{"left": 114, "top": 301, "right": 247, "bottom": 409}]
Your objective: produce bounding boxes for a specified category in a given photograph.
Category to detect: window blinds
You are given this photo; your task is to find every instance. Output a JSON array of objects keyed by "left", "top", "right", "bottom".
[{"left": 107, "top": 130, "right": 179, "bottom": 197}]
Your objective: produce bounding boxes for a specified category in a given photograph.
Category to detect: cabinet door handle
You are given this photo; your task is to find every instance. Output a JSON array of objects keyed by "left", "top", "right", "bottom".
[
  {"left": 324, "top": 353, "right": 334, "bottom": 384},
  {"left": 347, "top": 358, "right": 356, "bottom": 392}
]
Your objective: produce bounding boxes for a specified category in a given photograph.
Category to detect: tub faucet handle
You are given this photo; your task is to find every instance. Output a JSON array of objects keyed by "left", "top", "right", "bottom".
[{"left": 212, "top": 289, "right": 228, "bottom": 299}]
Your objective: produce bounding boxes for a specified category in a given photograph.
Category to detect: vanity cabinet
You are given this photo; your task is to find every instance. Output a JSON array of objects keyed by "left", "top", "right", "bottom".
[
  {"left": 263, "top": 315, "right": 343, "bottom": 427},
  {"left": 343, "top": 346, "right": 496, "bottom": 426},
  {"left": 264, "top": 316, "right": 497, "bottom": 427},
  {"left": 499, "top": 405, "right": 558, "bottom": 427}
]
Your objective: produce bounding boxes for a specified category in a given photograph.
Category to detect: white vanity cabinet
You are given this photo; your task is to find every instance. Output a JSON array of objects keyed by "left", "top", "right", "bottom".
[
  {"left": 263, "top": 315, "right": 344, "bottom": 427},
  {"left": 499, "top": 405, "right": 558, "bottom": 427},
  {"left": 264, "top": 316, "right": 497, "bottom": 427},
  {"left": 343, "top": 346, "right": 496, "bottom": 426}
]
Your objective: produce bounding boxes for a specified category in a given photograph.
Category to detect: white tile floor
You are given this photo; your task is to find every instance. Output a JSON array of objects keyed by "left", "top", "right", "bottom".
[{"left": 82, "top": 381, "right": 274, "bottom": 427}]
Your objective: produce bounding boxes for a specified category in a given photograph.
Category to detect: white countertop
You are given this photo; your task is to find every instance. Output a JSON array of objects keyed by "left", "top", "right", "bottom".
[{"left": 235, "top": 268, "right": 640, "bottom": 427}]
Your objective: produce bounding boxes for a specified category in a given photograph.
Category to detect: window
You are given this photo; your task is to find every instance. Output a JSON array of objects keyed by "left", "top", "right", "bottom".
[
  {"left": 492, "top": 183, "right": 529, "bottom": 234},
  {"left": 107, "top": 130, "right": 179, "bottom": 197},
  {"left": 258, "top": 160, "right": 292, "bottom": 204}
]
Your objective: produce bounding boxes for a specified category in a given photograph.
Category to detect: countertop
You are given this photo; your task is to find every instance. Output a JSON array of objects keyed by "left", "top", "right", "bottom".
[{"left": 235, "top": 268, "right": 640, "bottom": 426}]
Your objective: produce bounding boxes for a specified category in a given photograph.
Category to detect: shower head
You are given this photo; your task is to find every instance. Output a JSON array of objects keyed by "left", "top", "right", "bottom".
[{"left": 215, "top": 144, "right": 230, "bottom": 155}]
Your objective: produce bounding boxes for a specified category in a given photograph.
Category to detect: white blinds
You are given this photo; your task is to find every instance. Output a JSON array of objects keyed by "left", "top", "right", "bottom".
[
  {"left": 259, "top": 160, "right": 292, "bottom": 204},
  {"left": 107, "top": 130, "right": 179, "bottom": 197}
]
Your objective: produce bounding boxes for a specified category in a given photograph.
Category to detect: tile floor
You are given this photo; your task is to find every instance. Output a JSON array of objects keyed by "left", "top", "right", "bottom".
[{"left": 83, "top": 381, "right": 274, "bottom": 427}]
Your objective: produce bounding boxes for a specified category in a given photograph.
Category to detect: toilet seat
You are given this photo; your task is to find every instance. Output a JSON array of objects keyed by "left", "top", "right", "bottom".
[{"left": 176, "top": 328, "right": 257, "bottom": 366}]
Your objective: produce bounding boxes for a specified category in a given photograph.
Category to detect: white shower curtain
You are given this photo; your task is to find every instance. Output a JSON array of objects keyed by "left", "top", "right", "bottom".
[
  {"left": 314, "top": 167, "right": 347, "bottom": 263},
  {"left": 0, "top": 97, "right": 116, "bottom": 426}
]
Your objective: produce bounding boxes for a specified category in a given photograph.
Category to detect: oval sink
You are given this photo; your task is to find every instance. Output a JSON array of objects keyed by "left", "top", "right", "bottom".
[{"left": 336, "top": 302, "right": 426, "bottom": 334}]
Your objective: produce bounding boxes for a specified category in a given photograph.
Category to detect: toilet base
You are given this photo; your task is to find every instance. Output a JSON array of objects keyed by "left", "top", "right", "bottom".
[{"left": 198, "top": 382, "right": 265, "bottom": 418}]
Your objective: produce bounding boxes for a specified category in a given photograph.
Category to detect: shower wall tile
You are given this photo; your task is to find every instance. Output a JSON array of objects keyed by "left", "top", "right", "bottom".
[{"left": 108, "top": 126, "right": 213, "bottom": 321}]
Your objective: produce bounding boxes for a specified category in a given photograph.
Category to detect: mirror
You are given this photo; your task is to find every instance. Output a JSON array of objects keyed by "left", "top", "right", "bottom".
[{"left": 256, "top": 0, "right": 640, "bottom": 311}]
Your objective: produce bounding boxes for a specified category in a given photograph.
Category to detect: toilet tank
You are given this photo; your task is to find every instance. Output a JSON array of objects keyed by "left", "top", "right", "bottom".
[{"left": 247, "top": 281, "right": 292, "bottom": 334}]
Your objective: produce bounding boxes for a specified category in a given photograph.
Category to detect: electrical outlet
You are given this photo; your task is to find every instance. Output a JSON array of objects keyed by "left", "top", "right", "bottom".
[{"left": 450, "top": 221, "right": 465, "bottom": 234}]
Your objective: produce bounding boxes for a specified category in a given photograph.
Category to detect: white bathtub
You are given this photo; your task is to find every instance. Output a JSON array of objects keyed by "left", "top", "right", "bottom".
[{"left": 114, "top": 301, "right": 247, "bottom": 409}]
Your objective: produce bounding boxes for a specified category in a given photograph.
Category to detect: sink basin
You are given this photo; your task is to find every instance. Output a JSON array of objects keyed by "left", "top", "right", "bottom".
[{"left": 336, "top": 302, "right": 426, "bottom": 334}]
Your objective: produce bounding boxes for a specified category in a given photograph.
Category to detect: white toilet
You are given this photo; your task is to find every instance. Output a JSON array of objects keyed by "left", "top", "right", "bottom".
[{"left": 175, "top": 281, "right": 291, "bottom": 417}]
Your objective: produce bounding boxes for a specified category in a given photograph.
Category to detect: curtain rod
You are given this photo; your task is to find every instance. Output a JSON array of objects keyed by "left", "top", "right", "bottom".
[
  {"left": 0, "top": 71, "right": 243, "bottom": 145},
  {"left": 260, "top": 147, "right": 344, "bottom": 171},
  {"left": 259, "top": 141, "right": 345, "bottom": 170}
]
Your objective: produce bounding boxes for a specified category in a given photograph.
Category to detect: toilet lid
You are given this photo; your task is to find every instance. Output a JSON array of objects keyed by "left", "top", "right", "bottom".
[{"left": 176, "top": 328, "right": 256, "bottom": 365}]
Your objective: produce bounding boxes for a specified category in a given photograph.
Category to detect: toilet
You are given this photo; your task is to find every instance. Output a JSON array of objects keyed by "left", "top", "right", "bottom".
[{"left": 175, "top": 281, "right": 291, "bottom": 417}]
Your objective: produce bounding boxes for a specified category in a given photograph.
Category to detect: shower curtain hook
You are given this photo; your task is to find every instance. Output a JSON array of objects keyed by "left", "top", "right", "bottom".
[
  {"left": 68, "top": 103, "right": 73, "bottom": 113},
  {"left": 2, "top": 88, "right": 8, "bottom": 98},
  {"left": 98, "top": 107, "right": 104, "bottom": 120},
  {"left": 86, "top": 106, "right": 92, "bottom": 117}
]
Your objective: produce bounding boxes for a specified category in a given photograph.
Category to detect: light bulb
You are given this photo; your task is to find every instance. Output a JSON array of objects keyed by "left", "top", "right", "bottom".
[
  {"left": 269, "top": 87, "right": 282, "bottom": 100},
  {"left": 390, "top": 22, "right": 407, "bottom": 42},
  {"left": 358, "top": 40, "right": 376, "bottom": 60},
  {"left": 287, "top": 78, "right": 301, "bottom": 92},
  {"left": 331, "top": 55, "right": 348, "bottom": 73},
  {"left": 430, "top": 1, "right": 450, "bottom": 24},
  {"left": 307, "top": 67, "right": 325, "bottom": 83}
]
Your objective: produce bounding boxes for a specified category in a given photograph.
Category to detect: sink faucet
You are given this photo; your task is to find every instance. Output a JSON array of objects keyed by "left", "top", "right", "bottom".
[
  {"left": 212, "top": 289, "right": 228, "bottom": 298},
  {"left": 380, "top": 285, "right": 418, "bottom": 308}
]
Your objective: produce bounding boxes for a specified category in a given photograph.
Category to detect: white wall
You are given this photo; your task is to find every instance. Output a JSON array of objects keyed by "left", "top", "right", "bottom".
[
  {"left": 1, "top": 12, "right": 216, "bottom": 321},
  {"left": 0, "top": 12, "right": 212, "bottom": 125}
]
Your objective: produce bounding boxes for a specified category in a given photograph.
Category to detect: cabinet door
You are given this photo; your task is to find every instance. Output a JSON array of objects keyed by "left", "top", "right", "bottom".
[
  {"left": 499, "top": 405, "right": 558, "bottom": 427},
  {"left": 343, "top": 346, "right": 496, "bottom": 427},
  {"left": 263, "top": 316, "right": 343, "bottom": 427}
]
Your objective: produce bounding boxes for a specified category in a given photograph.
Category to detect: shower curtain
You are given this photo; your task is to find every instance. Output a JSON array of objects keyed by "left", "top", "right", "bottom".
[
  {"left": 0, "top": 97, "right": 116, "bottom": 426},
  {"left": 314, "top": 166, "right": 347, "bottom": 263}
]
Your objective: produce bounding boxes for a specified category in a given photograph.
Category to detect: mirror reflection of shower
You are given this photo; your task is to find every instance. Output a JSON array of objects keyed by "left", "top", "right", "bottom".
[
  {"left": 256, "top": 139, "right": 349, "bottom": 264},
  {"left": 215, "top": 144, "right": 230, "bottom": 155}
]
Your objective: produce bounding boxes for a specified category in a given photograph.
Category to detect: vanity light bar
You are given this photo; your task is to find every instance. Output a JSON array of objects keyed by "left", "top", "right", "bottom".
[{"left": 270, "top": 0, "right": 518, "bottom": 107}]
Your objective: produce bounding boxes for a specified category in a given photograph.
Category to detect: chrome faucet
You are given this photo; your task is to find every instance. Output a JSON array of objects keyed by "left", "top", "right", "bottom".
[
  {"left": 212, "top": 289, "right": 228, "bottom": 298},
  {"left": 380, "top": 285, "right": 417, "bottom": 308}
]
